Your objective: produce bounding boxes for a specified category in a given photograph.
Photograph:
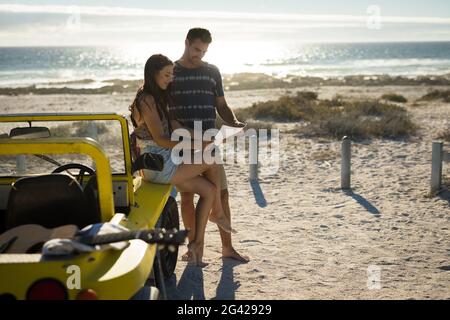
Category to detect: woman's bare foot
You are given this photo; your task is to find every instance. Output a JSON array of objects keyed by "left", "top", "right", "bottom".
[
  {"left": 222, "top": 247, "right": 250, "bottom": 263},
  {"left": 187, "top": 242, "right": 209, "bottom": 267},
  {"left": 209, "top": 214, "right": 236, "bottom": 234}
]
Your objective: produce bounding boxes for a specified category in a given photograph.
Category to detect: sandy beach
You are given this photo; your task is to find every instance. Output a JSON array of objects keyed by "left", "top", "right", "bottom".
[
  {"left": 166, "top": 88, "right": 450, "bottom": 300},
  {"left": 1, "top": 84, "right": 449, "bottom": 299},
  {"left": 2, "top": 0, "right": 450, "bottom": 302}
]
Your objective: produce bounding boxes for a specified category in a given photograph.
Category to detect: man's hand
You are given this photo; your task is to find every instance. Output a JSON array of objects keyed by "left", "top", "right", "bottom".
[
  {"left": 228, "top": 119, "right": 246, "bottom": 128},
  {"left": 216, "top": 96, "right": 246, "bottom": 128}
]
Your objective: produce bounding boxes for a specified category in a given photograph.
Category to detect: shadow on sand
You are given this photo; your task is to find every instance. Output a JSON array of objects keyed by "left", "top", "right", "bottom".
[
  {"left": 211, "top": 258, "right": 242, "bottom": 300},
  {"left": 250, "top": 180, "right": 267, "bottom": 208},
  {"left": 437, "top": 188, "right": 450, "bottom": 207},
  {"left": 343, "top": 189, "right": 381, "bottom": 216},
  {"left": 165, "top": 264, "right": 205, "bottom": 300},
  {"left": 165, "top": 258, "right": 244, "bottom": 300}
]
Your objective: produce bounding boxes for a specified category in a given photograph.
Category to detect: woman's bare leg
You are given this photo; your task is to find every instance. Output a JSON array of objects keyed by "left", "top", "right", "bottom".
[
  {"left": 171, "top": 162, "right": 217, "bottom": 185},
  {"left": 172, "top": 163, "right": 233, "bottom": 233},
  {"left": 201, "top": 165, "right": 235, "bottom": 233},
  {"left": 173, "top": 175, "right": 215, "bottom": 267}
]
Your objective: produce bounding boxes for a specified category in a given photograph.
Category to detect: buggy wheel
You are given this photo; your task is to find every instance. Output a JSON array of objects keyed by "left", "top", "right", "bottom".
[{"left": 156, "top": 196, "right": 180, "bottom": 278}]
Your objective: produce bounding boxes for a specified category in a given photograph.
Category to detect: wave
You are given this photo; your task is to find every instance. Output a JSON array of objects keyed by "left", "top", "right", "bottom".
[{"left": 261, "top": 58, "right": 450, "bottom": 67}]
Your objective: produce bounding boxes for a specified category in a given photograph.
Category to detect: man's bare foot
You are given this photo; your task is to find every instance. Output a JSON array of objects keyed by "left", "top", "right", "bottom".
[
  {"left": 187, "top": 242, "right": 209, "bottom": 267},
  {"left": 189, "top": 259, "right": 209, "bottom": 268},
  {"left": 209, "top": 214, "right": 236, "bottom": 234},
  {"left": 222, "top": 247, "right": 250, "bottom": 263}
]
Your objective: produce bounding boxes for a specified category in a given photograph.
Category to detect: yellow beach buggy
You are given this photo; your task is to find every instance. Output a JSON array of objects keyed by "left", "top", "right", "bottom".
[{"left": 0, "top": 113, "right": 182, "bottom": 300}]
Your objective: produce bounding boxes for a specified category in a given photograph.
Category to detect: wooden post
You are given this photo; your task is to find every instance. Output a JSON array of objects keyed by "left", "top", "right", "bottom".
[
  {"left": 341, "top": 136, "right": 351, "bottom": 190},
  {"left": 431, "top": 141, "right": 443, "bottom": 195},
  {"left": 16, "top": 154, "right": 27, "bottom": 175},
  {"left": 249, "top": 134, "right": 258, "bottom": 181},
  {"left": 87, "top": 121, "right": 98, "bottom": 170}
]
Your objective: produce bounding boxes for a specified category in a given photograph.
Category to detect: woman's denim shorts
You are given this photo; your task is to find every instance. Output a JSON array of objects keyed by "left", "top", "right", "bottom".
[{"left": 140, "top": 145, "right": 178, "bottom": 184}]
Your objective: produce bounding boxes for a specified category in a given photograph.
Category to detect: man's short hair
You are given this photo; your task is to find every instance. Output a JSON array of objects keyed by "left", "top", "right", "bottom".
[{"left": 186, "top": 28, "right": 212, "bottom": 44}]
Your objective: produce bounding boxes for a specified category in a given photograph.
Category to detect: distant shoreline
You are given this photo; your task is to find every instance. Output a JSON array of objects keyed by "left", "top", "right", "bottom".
[{"left": 1, "top": 73, "right": 450, "bottom": 96}]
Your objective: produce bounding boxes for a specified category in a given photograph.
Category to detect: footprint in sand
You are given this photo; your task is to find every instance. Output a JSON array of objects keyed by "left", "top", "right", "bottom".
[{"left": 240, "top": 239, "right": 263, "bottom": 245}]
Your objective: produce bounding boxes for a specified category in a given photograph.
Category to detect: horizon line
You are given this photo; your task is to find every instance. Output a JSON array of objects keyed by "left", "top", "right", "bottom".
[{"left": 1, "top": 39, "right": 450, "bottom": 48}]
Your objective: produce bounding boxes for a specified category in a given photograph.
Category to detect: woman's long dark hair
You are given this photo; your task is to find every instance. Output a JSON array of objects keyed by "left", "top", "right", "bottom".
[{"left": 129, "top": 54, "right": 173, "bottom": 132}]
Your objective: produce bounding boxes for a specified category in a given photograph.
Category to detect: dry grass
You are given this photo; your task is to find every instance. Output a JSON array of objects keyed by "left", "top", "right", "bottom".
[
  {"left": 235, "top": 96, "right": 305, "bottom": 122},
  {"left": 381, "top": 93, "right": 408, "bottom": 103},
  {"left": 50, "top": 121, "right": 109, "bottom": 137},
  {"left": 418, "top": 89, "right": 450, "bottom": 103},
  {"left": 236, "top": 92, "right": 418, "bottom": 140},
  {"left": 50, "top": 124, "right": 73, "bottom": 137},
  {"left": 235, "top": 91, "right": 319, "bottom": 122},
  {"left": 309, "top": 149, "right": 340, "bottom": 161},
  {"left": 436, "top": 129, "right": 450, "bottom": 142},
  {"left": 73, "top": 121, "right": 109, "bottom": 136}
]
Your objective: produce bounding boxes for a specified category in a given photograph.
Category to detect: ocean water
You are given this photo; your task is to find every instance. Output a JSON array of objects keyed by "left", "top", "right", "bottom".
[{"left": 0, "top": 41, "right": 449, "bottom": 88}]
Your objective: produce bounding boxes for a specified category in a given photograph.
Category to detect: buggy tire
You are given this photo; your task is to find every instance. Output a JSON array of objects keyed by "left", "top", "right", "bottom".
[{"left": 156, "top": 196, "right": 180, "bottom": 278}]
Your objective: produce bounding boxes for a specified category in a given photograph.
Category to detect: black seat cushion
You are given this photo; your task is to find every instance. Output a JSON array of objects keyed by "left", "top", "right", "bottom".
[
  {"left": 5, "top": 174, "right": 101, "bottom": 230},
  {"left": 0, "top": 210, "right": 5, "bottom": 235}
]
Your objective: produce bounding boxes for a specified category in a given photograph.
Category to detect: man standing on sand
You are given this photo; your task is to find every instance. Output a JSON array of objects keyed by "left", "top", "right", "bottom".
[{"left": 170, "top": 28, "right": 249, "bottom": 263}]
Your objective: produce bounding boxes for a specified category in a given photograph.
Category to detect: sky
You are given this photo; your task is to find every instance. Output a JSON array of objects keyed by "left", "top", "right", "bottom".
[{"left": 0, "top": 0, "right": 450, "bottom": 46}]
